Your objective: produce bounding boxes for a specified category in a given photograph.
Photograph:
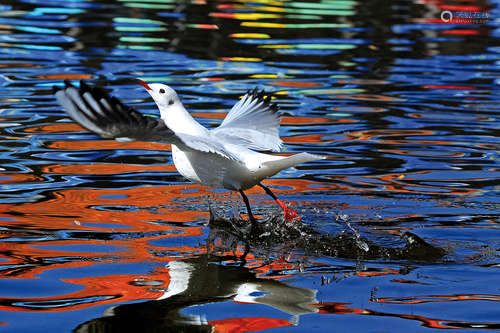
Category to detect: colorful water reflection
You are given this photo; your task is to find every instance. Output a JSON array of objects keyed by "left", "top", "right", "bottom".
[{"left": 0, "top": 0, "right": 499, "bottom": 331}]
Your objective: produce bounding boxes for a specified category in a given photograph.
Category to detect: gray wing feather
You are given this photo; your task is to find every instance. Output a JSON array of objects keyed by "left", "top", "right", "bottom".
[
  {"left": 212, "top": 88, "right": 282, "bottom": 152},
  {"left": 54, "top": 81, "right": 240, "bottom": 161}
]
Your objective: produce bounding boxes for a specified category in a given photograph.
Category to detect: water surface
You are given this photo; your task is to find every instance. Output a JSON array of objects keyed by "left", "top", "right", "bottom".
[{"left": 0, "top": 0, "right": 499, "bottom": 332}]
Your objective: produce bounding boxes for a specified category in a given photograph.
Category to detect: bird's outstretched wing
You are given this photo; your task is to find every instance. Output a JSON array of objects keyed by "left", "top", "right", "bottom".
[
  {"left": 211, "top": 88, "right": 282, "bottom": 152},
  {"left": 54, "top": 81, "right": 240, "bottom": 161}
]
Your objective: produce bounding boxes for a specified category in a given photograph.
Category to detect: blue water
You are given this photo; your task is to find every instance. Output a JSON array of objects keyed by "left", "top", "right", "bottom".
[{"left": 0, "top": 0, "right": 499, "bottom": 332}]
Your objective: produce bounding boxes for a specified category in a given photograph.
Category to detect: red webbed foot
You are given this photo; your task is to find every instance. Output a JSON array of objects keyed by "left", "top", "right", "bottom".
[{"left": 276, "top": 199, "right": 300, "bottom": 222}]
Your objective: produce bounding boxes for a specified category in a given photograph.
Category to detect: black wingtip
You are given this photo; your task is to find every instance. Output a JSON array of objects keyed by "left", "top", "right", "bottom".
[
  {"left": 80, "top": 80, "right": 90, "bottom": 91},
  {"left": 52, "top": 85, "right": 60, "bottom": 94},
  {"left": 246, "top": 87, "right": 279, "bottom": 114},
  {"left": 64, "top": 80, "right": 73, "bottom": 88}
]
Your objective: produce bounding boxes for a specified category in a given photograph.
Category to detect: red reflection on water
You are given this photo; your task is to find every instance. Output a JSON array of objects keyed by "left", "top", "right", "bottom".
[
  {"left": 190, "top": 24, "right": 219, "bottom": 30},
  {"left": 356, "top": 269, "right": 400, "bottom": 277},
  {"left": 210, "top": 12, "right": 237, "bottom": 19},
  {"left": 377, "top": 293, "right": 500, "bottom": 304},
  {"left": 442, "top": 30, "right": 480, "bottom": 35},
  {"left": 314, "top": 301, "right": 494, "bottom": 329},
  {"left": 0, "top": 173, "right": 42, "bottom": 184},
  {"left": 0, "top": 273, "right": 167, "bottom": 312},
  {"left": 36, "top": 74, "right": 92, "bottom": 80},
  {"left": 367, "top": 311, "right": 464, "bottom": 330},
  {"left": 391, "top": 279, "right": 427, "bottom": 284},
  {"left": 422, "top": 85, "right": 477, "bottom": 90},
  {"left": 24, "top": 123, "right": 85, "bottom": 133},
  {"left": 208, "top": 317, "right": 292, "bottom": 332},
  {"left": 0, "top": 241, "right": 95, "bottom": 279},
  {"left": 439, "top": 5, "right": 483, "bottom": 11},
  {"left": 42, "top": 163, "right": 177, "bottom": 175},
  {"left": 0, "top": 185, "right": 213, "bottom": 231},
  {"left": 0, "top": 63, "right": 38, "bottom": 69},
  {"left": 283, "top": 134, "right": 325, "bottom": 143},
  {"left": 1, "top": 109, "right": 338, "bottom": 321},
  {"left": 47, "top": 139, "right": 170, "bottom": 151},
  {"left": 251, "top": 260, "right": 299, "bottom": 280},
  {"left": 314, "top": 302, "right": 365, "bottom": 315},
  {"left": 0, "top": 174, "right": 336, "bottom": 309}
]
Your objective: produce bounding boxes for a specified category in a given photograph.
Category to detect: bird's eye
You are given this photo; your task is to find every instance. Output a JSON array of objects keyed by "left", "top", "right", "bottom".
[
  {"left": 159, "top": 88, "right": 165, "bottom": 94},
  {"left": 168, "top": 100, "right": 174, "bottom": 105}
]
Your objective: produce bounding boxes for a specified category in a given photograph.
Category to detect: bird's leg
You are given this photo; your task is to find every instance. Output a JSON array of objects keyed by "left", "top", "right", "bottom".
[
  {"left": 258, "top": 183, "right": 300, "bottom": 222},
  {"left": 239, "top": 190, "right": 258, "bottom": 230}
]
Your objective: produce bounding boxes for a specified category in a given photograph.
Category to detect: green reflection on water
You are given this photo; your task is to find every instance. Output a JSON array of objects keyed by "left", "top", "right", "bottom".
[
  {"left": 241, "top": 22, "right": 351, "bottom": 28},
  {"left": 260, "top": 44, "right": 356, "bottom": 50},
  {"left": 119, "top": 36, "right": 168, "bottom": 43},
  {"left": 114, "top": 17, "right": 165, "bottom": 25},
  {"left": 115, "top": 26, "right": 166, "bottom": 32}
]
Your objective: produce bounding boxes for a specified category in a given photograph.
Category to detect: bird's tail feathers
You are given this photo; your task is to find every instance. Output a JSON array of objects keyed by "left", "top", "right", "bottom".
[{"left": 261, "top": 152, "right": 324, "bottom": 176}]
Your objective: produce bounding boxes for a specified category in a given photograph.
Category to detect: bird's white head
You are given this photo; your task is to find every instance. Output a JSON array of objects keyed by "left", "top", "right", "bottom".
[
  {"left": 138, "top": 80, "right": 181, "bottom": 119},
  {"left": 138, "top": 79, "right": 205, "bottom": 135}
]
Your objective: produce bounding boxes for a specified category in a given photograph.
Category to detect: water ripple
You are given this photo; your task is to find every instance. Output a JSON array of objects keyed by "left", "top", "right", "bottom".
[{"left": 0, "top": 0, "right": 499, "bottom": 332}]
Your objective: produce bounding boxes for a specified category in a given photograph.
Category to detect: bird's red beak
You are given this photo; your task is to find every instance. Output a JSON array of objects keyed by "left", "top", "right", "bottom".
[{"left": 138, "top": 79, "right": 152, "bottom": 91}]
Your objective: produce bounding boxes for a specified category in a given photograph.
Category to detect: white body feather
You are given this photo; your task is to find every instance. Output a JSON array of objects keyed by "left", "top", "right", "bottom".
[{"left": 157, "top": 88, "right": 323, "bottom": 191}]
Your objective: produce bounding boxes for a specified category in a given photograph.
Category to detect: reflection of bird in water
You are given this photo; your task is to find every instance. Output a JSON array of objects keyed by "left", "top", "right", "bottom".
[
  {"left": 161, "top": 259, "right": 317, "bottom": 317},
  {"left": 74, "top": 255, "right": 318, "bottom": 332},
  {"left": 54, "top": 80, "right": 324, "bottom": 229}
]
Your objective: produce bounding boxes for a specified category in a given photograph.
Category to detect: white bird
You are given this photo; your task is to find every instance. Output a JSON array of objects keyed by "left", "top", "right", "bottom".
[{"left": 54, "top": 80, "right": 324, "bottom": 229}]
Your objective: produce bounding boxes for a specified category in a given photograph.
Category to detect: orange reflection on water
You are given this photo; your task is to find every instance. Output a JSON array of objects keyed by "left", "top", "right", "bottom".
[
  {"left": 356, "top": 268, "right": 400, "bottom": 277},
  {"left": 314, "top": 302, "right": 366, "bottom": 315},
  {"left": 343, "top": 129, "right": 435, "bottom": 143},
  {"left": 0, "top": 63, "right": 38, "bottom": 69},
  {"left": 0, "top": 185, "right": 212, "bottom": 231},
  {"left": 0, "top": 272, "right": 168, "bottom": 313},
  {"left": 314, "top": 301, "right": 490, "bottom": 329},
  {"left": 376, "top": 293, "right": 500, "bottom": 305},
  {"left": 208, "top": 317, "right": 291, "bottom": 333},
  {"left": 42, "top": 163, "right": 177, "bottom": 175},
  {"left": 47, "top": 139, "right": 170, "bottom": 151},
  {"left": 0, "top": 173, "right": 42, "bottom": 184},
  {"left": 283, "top": 134, "right": 326, "bottom": 144},
  {"left": 24, "top": 123, "right": 85, "bottom": 133},
  {"left": 0, "top": 240, "right": 95, "bottom": 279},
  {"left": 251, "top": 260, "right": 299, "bottom": 280},
  {"left": 36, "top": 74, "right": 92, "bottom": 80},
  {"left": 391, "top": 279, "right": 427, "bottom": 285}
]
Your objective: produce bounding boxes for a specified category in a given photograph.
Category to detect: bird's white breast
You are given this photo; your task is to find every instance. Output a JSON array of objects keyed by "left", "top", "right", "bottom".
[
  {"left": 171, "top": 143, "right": 289, "bottom": 191},
  {"left": 171, "top": 144, "right": 202, "bottom": 184}
]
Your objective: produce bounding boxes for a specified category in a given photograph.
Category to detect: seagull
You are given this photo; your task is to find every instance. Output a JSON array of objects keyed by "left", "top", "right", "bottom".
[{"left": 54, "top": 80, "right": 324, "bottom": 229}]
